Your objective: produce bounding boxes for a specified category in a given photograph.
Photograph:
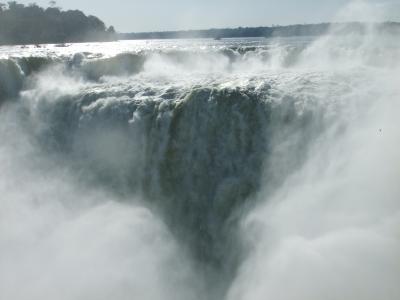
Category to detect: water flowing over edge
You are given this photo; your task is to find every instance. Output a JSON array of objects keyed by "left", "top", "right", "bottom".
[{"left": 1, "top": 13, "right": 400, "bottom": 300}]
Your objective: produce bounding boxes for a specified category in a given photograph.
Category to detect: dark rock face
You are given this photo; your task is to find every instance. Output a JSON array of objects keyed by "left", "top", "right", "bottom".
[{"left": 0, "top": 60, "right": 24, "bottom": 103}]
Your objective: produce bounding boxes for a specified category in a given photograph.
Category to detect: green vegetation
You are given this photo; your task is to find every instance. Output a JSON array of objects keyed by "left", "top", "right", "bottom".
[
  {"left": 120, "top": 22, "right": 400, "bottom": 40},
  {"left": 1, "top": 1, "right": 399, "bottom": 45},
  {"left": 0, "top": 1, "right": 116, "bottom": 45}
]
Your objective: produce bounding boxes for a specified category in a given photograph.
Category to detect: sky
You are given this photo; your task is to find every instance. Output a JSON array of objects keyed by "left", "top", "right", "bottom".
[{"left": 15, "top": 0, "right": 400, "bottom": 32}]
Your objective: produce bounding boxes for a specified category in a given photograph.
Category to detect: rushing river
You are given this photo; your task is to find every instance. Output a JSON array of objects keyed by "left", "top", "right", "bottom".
[{"left": 0, "top": 23, "right": 399, "bottom": 300}]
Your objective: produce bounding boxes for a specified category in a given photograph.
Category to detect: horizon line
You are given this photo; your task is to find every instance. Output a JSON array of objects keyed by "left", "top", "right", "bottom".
[{"left": 120, "top": 21, "right": 400, "bottom": 34}]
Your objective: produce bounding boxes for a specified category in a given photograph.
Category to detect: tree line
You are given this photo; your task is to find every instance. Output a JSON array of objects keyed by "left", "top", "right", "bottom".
[
  {"left": 120, "top": 22, "right": 400, "bottom": 40},
  {"left": 0, "top": 1, "right": 116, "bottom": 45}
]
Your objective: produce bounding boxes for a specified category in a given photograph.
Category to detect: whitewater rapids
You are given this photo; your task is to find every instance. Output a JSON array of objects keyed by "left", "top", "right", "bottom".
[{"left": 1, "top": 22, "right": 400, "bottom": 300}]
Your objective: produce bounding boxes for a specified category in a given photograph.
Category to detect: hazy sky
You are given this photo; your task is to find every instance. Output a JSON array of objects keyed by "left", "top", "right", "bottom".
[{"left": 16, "top": 0, "right": 400, "bottom": 32}]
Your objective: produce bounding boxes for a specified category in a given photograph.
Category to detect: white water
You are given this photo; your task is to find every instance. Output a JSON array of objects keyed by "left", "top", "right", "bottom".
[{"left": 1, "top": 3, "right": 400, "bottom": 300}]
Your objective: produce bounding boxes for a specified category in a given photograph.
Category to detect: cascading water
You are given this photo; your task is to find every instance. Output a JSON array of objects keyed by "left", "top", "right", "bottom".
[{"left": 1, "top": 9, "right": 399, "bottom": 300}]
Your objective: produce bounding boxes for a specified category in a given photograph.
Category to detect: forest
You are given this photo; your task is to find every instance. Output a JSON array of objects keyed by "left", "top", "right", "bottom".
[
  {"left": 1, "top": 2, "right": 399, "bottom": 45},
  {"left": 120, "top": 22, "right": 400, "bottom": 40},
  {"left": 0, "top": 1, "right": 116, "bottom": 45}
]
